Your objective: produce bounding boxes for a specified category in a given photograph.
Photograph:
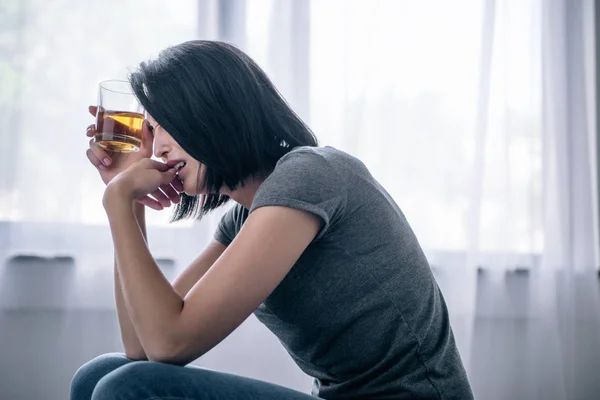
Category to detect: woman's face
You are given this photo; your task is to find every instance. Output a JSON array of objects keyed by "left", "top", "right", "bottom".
[{"left": 147, "top": 114, "right": 204, "bottom": 195}]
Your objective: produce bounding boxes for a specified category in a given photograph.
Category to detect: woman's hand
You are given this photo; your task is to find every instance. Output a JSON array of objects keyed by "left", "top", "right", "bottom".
[
  {"left": 86, "top": 105, "right": 181, "bottom": 210},
  {"left": 103, "top": 159, "right": 183, "bottom": 212}
]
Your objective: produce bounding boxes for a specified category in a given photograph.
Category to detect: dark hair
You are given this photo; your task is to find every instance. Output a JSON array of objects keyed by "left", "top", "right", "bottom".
[{"left": 129, "top": 40, "right": 318, "bottom": 221}]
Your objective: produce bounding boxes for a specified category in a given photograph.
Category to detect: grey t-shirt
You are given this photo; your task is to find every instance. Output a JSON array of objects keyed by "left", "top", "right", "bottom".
[{"left": 214, "top": 146, "right": 473, "bottom": 400}]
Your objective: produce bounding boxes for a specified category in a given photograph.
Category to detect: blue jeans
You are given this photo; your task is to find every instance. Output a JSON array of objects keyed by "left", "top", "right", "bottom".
[{"left": 70, "top": 353, "right": 318, "bottom": 400}]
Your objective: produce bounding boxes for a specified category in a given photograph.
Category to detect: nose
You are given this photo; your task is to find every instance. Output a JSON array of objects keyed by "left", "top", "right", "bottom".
[{"left": 152, "top": 129, "right": 171, "bottom": 160}]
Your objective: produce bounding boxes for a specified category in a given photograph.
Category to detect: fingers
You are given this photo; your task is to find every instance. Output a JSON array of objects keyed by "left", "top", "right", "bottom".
[
  {"left": 150, "top": 188, "right": 171, "bottom": 208},
  {"left": 144, "top": 160, "right": 182, "bottom": 193},
  {"left": 88, "top": 139, "right": 112, "bottom": 168},
  {"left": 86, "top": 148, "right": 106, "bottom": 171},
  {"left": 88, "top": 105, "right": 105, "bottom": 116},
  {"left": 142, "top": 120, "right": 154, "bottom": 140},
  {"left": 171, "top": 177, "right": 184, "bottom": 193},
  {"left": 139, "top": 120, "right": 155, "bottom": 156},
  {"left": 136, "top": 196, "right": 164, "bottom": 211},
  {"left": 136, "top": 186, "right": 180, "bottom": 210},
  {"left": 161, "top": 168, "right": 178, "bottom": 185},
  {"left": 160, "top": 184, "right": 181, "bottom": 204},
  {"left": 141, "top": 181, "right": 181, "bottom": 210},
  {"left": 86, "top": 124, "right": 96, "bottom": 138},
  {"left": 139, "top": 158, "right": 173, "bottom": 172}
]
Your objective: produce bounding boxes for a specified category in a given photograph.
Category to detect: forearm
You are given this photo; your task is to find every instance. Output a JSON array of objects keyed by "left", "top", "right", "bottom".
[
  {"left": 114, "top": 202, "right": 147, "bottom": 359},
  {"left": 106, "top": 197, "right": 184, "bottom": 359}
]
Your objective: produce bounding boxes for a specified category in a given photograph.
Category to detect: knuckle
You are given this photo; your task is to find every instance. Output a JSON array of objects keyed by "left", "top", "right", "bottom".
[
  {"left": 91, "top": 144, "right": 105, "bottom": 157},
  {"left": 86, "top": 152, "right": 99, "bottom": 167}
]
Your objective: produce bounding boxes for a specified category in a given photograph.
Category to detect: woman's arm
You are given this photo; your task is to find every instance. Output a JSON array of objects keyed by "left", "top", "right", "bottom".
[
  {"left": 114, "top": 202, "right": 146, "bottom": 360},
  {"left": 115, "top": 202, "right": 227, "bottom": 360},
  {"left": 172, "top": 239, "right": 227, "bottom": 296},
  {"left": 104, "top": 189, "right": 320, "bottom": 365}
]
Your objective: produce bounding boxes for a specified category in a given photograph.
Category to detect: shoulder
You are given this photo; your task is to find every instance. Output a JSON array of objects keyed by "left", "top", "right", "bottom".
[
  {"left": 254, "top": 146, "right": 350, "bottom": 202},
  {"left": 249, "top": 146, "right": 354, "bottom": 240},
  {"left": 270, "top": 146, "right": 360, "bottom": 186},
  {"left": 276, "top": 145, "right": 354, "bottom": 170}
]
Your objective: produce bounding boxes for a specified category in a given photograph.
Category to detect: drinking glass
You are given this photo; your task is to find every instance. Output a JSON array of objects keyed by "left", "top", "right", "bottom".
[{"left": 94, "top": 80, "right": 145, "bottom": 153}]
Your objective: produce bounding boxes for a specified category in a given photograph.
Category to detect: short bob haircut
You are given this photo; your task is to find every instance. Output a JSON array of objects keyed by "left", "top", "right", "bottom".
[{"left": 129, "top": 40, "right": 318, "bottom": 221}]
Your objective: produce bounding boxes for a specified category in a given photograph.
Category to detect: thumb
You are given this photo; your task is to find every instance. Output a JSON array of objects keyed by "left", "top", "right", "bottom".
[
  {"left": 140, "top": 120, "right": 154, "bottom": 154},
  {"left": 159, "top": 168, "right": 177, "bottom": 185}
]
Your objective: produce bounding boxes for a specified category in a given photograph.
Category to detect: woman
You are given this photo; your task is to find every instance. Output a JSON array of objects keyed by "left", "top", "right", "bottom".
[{"left": 71, "top": 41, "right": 473, "bottom": 400}]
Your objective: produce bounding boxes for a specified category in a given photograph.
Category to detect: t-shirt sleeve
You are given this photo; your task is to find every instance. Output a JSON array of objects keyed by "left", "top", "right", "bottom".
[
  {"left": 214, "top": 204, "right": 243, "bottom": 246},
  {"left": 249, "top": 148, "right": 348, "bottom": 241}
]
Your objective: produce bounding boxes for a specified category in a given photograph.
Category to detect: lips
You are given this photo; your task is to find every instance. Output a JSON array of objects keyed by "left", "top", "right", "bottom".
[
  {"left": 174, "top": 161, "right": 186, "bottom": 174},
  {"left": 177, "top": 167, "right": 186, "bottom": 184},
  {"left": 166, "top": 160, "right": 187, "bottom": 175}
]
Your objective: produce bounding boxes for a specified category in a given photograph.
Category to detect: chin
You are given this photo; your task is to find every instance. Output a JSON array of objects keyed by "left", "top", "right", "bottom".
[
  {"left": 181, "top": 184, "right": 201, "bottom": 196},
  {"left": 179, "top": 174, "right": 208, "bottom": 196}
]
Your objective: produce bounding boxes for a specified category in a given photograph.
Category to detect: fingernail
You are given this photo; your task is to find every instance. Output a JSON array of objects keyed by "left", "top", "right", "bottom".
[
  {"left": 103, "top": 158, "right": 111, "bottom": 166},
  {"left": 98, "top": 164, "right": 106, "bottom": 171}
]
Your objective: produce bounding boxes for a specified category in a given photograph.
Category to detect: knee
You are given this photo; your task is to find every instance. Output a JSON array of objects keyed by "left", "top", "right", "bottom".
[
  {"left": 91, "top": 362, "right": 166, "bottom": 400},
  {"left": 70, "top": 353, "right": 131, "bottom": 400}
]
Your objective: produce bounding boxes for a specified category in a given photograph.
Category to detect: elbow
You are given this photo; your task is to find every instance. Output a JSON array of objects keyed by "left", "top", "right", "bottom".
[
  {"left": 143, "top": 324, "right": 208, "bottom": 365},
  {"left": 146, "top": 354, "right": 188, "bottom": 366},
  {"left": 121, "top": 338, "right": 147, "bottom": 361},
  {"left": 146, "top": 352, "right": 190, "bottom": 366},
  {"left": 145, "top": 342, "right": 194, "bottom": 366},
  {"left": 124, "top": 349, "right": 147, "bottom": 361}
]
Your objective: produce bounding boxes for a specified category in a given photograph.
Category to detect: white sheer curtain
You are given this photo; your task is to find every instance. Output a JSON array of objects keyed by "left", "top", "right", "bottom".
[
  {"left": 542, "top": 0, "right": 597, "bottom": 271},
  {"left": 538, "top": 0, "right": 598, "bottom": 396}
]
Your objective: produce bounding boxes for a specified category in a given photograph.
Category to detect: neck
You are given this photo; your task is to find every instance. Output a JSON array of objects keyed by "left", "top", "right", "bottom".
[{"left": 221, "top": 176, "right": 266, "bottom": 210}]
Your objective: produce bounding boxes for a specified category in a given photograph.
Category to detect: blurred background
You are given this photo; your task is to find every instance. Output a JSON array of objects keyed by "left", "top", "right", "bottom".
[{"left": 0, "top": 0, "right": 599, "bottom": 399}]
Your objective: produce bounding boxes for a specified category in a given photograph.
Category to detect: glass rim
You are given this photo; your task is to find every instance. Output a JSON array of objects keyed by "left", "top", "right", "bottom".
[{"left": 98, "top": 79, "right": 135, "bottom": 95}]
